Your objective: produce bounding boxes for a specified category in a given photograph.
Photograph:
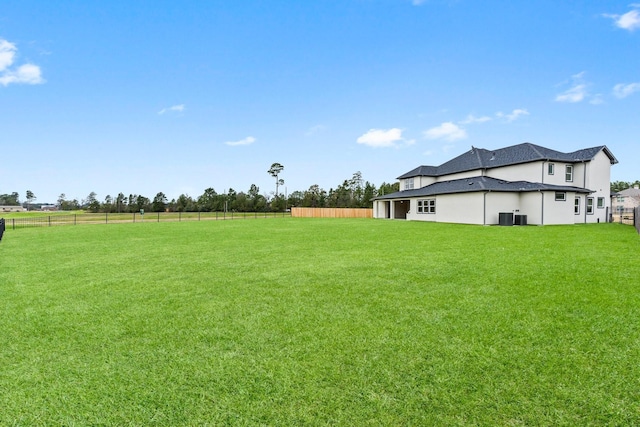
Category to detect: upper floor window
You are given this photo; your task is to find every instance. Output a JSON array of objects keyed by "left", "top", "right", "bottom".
[
  {"left": 404, "top": 178, "right": 414, "bottom": 190},
  {"left": 555, "top": 192, "right": 566, "bottom": 201},
  {"left": 587, "top": 197, "right": 594, "bottom": 214},
  {"left": 565, "top": 165, "right": 573, "bottom": 182},
  {"left": 548, "top": 163, "right": 555, "bottom": 175},
  {"left": 597, "top": 197, "right": 605, "bottom": 209}
]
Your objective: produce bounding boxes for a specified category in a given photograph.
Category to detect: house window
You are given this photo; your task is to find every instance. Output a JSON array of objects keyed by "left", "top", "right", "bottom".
[
  {"left": 565, "top": 165, "right": 573, "bottom": 182},
  {"left": 597, "top": 197, "right": 605, "bottom": 209},
  {"left": 574, "top": 197, "right": 580, "bottom": 215},
  {"left": 587, "top": 197, "right": 594, "bottom": 214},
  {"left": 548, "top": 163, "right": 554, "bottom": 175},
  {"left": 555, "top": 192, "right": 566, "bottom": 201},
  {"left": 404, "top": 178, "right": 414, "bottom": 190},
  {"left": 417, "top": 199, "right": 435, "bottom": 214}
]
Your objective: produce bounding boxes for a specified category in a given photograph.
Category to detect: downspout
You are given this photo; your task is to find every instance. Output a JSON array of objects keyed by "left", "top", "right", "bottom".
[
  {"left": 583, "top": 162, "right": 588, "bottom": 223},
  {"left": 540, "top": 190, "right": 544, "bottom": 225},
  {"left": 483, "top": 191, "right": 487, "bottom": 225}
]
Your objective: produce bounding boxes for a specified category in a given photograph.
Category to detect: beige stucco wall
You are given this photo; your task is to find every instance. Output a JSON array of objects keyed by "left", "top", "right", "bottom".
[
  {"left": 584, "top": 151, "right": 612, "bottom": 223},
  {"left": 542, "top": 162, "right": 578, "bottom": 186},
  {"left": 541, "top": 191, "right": 576, "bottom": 225},
  {"left": 483, "top": 192, "right": 521, "bottom": 225},
  {"left": 435, "top": 169, "right": 482, "bottom": 182},
  {"left": 379, "top": 189, "right": 584, "bottom": 225},
  {"left": 405, "top": 193, "right": 485, "bottom": 224},
  {"left": 437, "top": 193, "right": 484, "bottom": 224},
  {"left": 399, "top": 176, "right": 436, "bottom": 191},
  {"left": 519, "top": 192, "right": 543, "bottom": 225},
  {"left": 487, "top": 162, "right": 542, "bottom": 182}
]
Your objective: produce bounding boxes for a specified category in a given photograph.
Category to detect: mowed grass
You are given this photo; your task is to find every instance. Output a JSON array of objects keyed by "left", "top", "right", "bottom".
[{"left": 1, "top": 219, "right": 639, "bottom": 426}]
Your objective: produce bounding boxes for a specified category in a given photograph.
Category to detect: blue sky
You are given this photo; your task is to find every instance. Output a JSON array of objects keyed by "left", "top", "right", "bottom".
[{"left": 1, "top": 1, "right": 639, "bottom": 204}]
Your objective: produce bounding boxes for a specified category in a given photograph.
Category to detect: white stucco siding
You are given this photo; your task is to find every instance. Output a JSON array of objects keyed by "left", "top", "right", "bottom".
[
  {"left": 543, "top": 191, "right": 576, "bottom": 225},
  {"left": 483, "top": 192, "right": 521, "bottom": 225},
  {"left": 405, "top": 193, "right": 484, "bottom": 224},
  {"left": 487, "top": 162, "right": 542, "bottom": 182},
  {"left": 399, "top": 176, "right": 437, "bottom": 191},
  {"left": 406, "top": 198, "right": 436, "bottom": 222},
  {"left": 437, "top": 193, "right": 485, "bottom": 224},
  {"left": 542, "top": 162, "right": 574, "bottom": 186},
  {"left": 519, "top": 192, "right": 543, "bottom": 225},
  {"left": 584, "top": 151, "right": 612, "bottom": 223},
  {"left": 435, "top": 170, "right": 482, "bottom": 182},
  {"left": 416, "top": 176, "right": 436, "bottom": 188},
  {"left": 373, "top": 200, "right": 389, "bottom": 219}
]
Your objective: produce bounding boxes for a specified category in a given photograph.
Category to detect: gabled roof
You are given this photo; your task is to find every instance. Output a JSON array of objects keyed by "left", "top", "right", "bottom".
[
  {"left": 617, "top": 187, "right": 640, "bottom": 197},
  {"left": 397, "top": 143, "right": 618, "bottom": 179},
  {"left": 374, "top": 175, "right": 592, "bottom": 200}
]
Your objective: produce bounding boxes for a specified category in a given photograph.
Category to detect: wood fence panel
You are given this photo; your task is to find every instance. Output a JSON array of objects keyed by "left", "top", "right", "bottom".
[{"left": 291, "top": 207, "right": 373, "bottom": 218}]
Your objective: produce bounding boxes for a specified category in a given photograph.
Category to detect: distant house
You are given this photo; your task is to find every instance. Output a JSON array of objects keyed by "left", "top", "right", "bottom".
[
  {"left": 1, "top": 205, "right": 26, "bottom": 213},
  {"left": 373, "top": 142, "right": 617, "bottom": 225},
  {"left": 611, "top": 186, "right": 640, "bottom": 217}
]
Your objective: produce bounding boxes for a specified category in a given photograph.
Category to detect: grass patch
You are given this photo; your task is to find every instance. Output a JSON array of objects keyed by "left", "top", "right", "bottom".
[{"left": 1, "top": 220, "right": 639, "bottom": 425}]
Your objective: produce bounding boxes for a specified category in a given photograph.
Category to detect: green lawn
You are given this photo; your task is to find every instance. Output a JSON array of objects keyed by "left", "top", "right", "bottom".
[{"left": 1, "top": 219, "right": 639, "bottom": 425}]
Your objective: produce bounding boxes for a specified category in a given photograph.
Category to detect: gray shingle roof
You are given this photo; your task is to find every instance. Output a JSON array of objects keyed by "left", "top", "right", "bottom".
[
  {"left": 617, "top": 187, "right": 640, "bottom": 197},
  {"left": 374, "top": 175, "right": 592, "bottom": 200},
  {"left": 397, "top": 143, "right": 617, "bottom": 179}
]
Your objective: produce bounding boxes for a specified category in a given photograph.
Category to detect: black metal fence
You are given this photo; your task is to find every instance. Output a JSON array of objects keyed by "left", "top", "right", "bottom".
[
  {"left": 1, "top": 211, "right": 291, "bottom": 231},
  {"left": 612, "top": 208, "right": 635, "bottom": 225}
]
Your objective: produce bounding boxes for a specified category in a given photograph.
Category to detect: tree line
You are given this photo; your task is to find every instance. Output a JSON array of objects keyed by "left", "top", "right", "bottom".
[
  {"left": 4, "top": 175, "right": 638, "bottom": 214},
  {"left": 610, "top": 180, "right": 640, "bottom": 193},
  {"left": 1, "top": 169, "right": 400, "bottom": 213}
]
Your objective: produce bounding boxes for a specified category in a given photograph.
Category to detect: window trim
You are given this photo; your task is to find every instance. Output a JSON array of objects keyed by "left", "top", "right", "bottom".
[
  {"left": 597, "top": 197, "right": 605, "bottom": 209},
  {"left": 565, "top": 165, "right": 573, "bottom": 182},
  {"left": 587, "top": 197, "right": 594, "bottom": 215},
  {"left": 555, "top": 192, "right": 566, "bottom": 201},
  {"left": 417, "top": 198, "right": 436, "bottom": 214},
  {"left": 548, "top": 163, "right": 554, "bottom": 175},
  {"left": 404, "top": 178, "right": 414, "bottom": 191},
  {"left": 574, "top": 196, "right": 580, "bottom": 215}
]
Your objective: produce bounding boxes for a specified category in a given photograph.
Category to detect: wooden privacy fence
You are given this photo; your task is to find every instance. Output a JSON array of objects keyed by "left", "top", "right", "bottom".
[{"left": 291, "top": 207, "right": 373, "bottom": 218}]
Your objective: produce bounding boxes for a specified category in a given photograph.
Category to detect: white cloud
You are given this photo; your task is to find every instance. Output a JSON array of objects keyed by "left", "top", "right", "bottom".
[
  {"left": 0, "top": 38, "right": 44, "bottom": 86},
  {"left": 590, "top": 94, "right": 605, "bottom": 105},
  {"left": 556, "top": 84, "right": 587, "bottom": 103},
  {"left": 423, "top": 122, "right": 467, "bottom": 141},
  {"left": 305, "top": 124, "right": 327, "bottom": 136},
  {"left": 496, "top": 108, "right": 529, "bottom": 122},
  {"left": 555, "top": 72, "right": 589, "bottom": 103},
  {"left": 0, "top": 39, "right": 16, "bottom": 71},
  {"left": 613, "top": 82, "right": 640, "bottom": 98},
  {"left": 225, "top": 136, "right": 256, "bottom": 146},
  {"left": 0, "top": 63, "right": 44, "bottom": 86},
  {"left": 356, "top": 128, "right": 405, "bottom": 147},
  {"left": 158, "top": 104, "right": 185, "bottom": 115},
  {"left": 604, "top": 7, "right": 640, "bottom": 31},
  {"left": 459, "top": 114, "right": 492, "bottom": 124}
]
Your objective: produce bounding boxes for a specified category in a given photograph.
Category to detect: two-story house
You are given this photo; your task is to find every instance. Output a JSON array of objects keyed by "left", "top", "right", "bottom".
[
  {"left": 373, "top": 142, "right": 617, "bottom": 225},
  {"left": 611, "top": 186, "right": 640, "bottom": 220}
]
